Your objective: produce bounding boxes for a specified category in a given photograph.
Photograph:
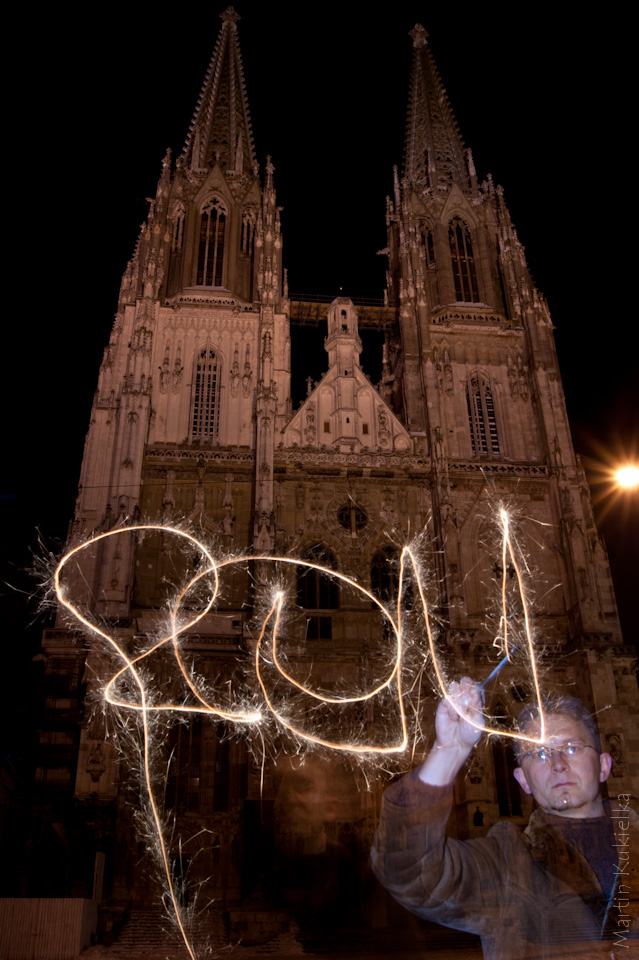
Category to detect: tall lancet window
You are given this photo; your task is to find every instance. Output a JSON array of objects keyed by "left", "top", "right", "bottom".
[
  {"left": 191, "top": 347, "right": 220, "bottom": 442},
  {"left": 240, "top": 209, "right": 256, "bottom": 257},
  {"left": 371, "top": 546, "right": 400, "bottom": 604},
  {"left": 171, "top": 203, "right": 185, "bottom": 252},
  {"left": 417, "top": 221, "right": 435, "bottom": 267},
  {"left": 197, "top": 198, "right": 227, "bottom": 286},
  {"left": 466, "top": 372, "right": 500, "bottom": 457},
  {"left": 449, "top": 218, "right": 480, "bottom": 302},
  {"left": 297, "top": 545, "right": 339, "bottom": 640}
]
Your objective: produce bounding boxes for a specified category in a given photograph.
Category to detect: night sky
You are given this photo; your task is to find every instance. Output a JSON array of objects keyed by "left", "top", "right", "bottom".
[{"left": 3, "top": 4, "right": 637, "bottom": 754}]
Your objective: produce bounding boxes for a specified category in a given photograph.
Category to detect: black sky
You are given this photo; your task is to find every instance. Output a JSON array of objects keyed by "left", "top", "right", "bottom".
[{"left": 4, "top": 4, "right": 637, "bottom": 733}]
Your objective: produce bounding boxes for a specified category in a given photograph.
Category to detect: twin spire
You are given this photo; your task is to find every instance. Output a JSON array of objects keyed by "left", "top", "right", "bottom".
[
  {"left": 403, "top": 24, "right": 470, "bottom": 191},
  {"left": 181, "top": 6, "right": 256, "bottom": 174},
  {"left": 181, "top": 11, "right": 470, "bottom": 191}
]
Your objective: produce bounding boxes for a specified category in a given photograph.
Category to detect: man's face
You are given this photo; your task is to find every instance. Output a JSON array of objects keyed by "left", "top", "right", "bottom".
[{"left": 513, "top": 716, "right": 612, "bottom": 819}]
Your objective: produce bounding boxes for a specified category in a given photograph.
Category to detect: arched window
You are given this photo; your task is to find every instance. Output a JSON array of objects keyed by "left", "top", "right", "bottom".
[
  {"left": 197, "top": 198, "right": 227, "bottom": 286},
  {"left": 466, "top": 372, "right": 500, "bottom": 457},
  {"left": 371, "top": 546, "right": 400, "bottom": 604},
  {"left": 213, "top": 723, "right": 230, "bottom": 813},
  {"left": 449, "top": 218, "right": 480, "bottom": 302},
  {"left": 297, "top": 545, "right": 338, "bottom": 639},
  {"left": 240, "top": 208, "right": 256, "bottom": 257},
  {"left": 191, "top": 347, "right": 220, "bottom": 442},
  {"left": 371, "top": 546, "right": 413, "bottom": 613},
  {"left": 417, "top": 221, "right": 435, "bottom": 267},
  {"left": 171, "top": 204, "right": 185, "bottom": 252},
  {"left": 166, "top": 716, "right": 202, "bottom": 814}
]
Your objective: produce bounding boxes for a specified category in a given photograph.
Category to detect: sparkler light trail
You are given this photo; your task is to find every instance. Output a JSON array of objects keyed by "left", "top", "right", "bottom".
[{"left": 53, "top": 510, "right": 548, "bottom": 958}]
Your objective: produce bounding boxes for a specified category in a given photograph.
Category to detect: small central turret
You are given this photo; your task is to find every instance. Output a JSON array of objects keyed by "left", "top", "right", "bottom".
[
  {"left": 324, "top": 297, "right": 362, "bottom": 377},
  {"left": 281, "top": 297, "right": 412, "bottom": 454}
]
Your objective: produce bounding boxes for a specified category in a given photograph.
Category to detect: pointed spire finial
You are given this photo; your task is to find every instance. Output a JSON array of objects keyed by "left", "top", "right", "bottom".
[
  {"left": 182, "top": 8, "right": 256, "bottom": 172},
  {"left": 221, "top": 6, "right": 240, "bottom": 24},
  {"left": 409, "top": 24, "right": 428, "bottom": 49},
  {"left": 403, "top": 24, "right": 469, "bottom": 190},
  {"left": 156, "top": 149, "right": 172, "bottom": 198}
]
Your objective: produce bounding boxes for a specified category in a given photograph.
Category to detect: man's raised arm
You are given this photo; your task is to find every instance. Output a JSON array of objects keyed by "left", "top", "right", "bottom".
[
  {"left": 417, "top": 676, "right": 484, "bottom": 785},
  {"left": 370, "top": 676, "right": 493, "bottom": 935}
]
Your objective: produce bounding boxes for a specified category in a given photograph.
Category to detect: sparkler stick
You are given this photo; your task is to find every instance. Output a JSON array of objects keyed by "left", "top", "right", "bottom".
[
  {"left": 478, "top": 644, "right": 520, "bottom": 702},
  {"left": 480, "top": 646, "right": 519, "bottom": 690}
]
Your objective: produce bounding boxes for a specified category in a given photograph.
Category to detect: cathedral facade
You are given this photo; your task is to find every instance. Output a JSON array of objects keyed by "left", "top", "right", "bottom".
[{"left": 29, "top": 8, "right": 636, "bottom": 951}]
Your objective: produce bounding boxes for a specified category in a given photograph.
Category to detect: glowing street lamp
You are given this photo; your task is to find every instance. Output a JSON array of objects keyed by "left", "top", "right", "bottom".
[{"left": 616, "top": 466, "right": 639, "bottom": 489}]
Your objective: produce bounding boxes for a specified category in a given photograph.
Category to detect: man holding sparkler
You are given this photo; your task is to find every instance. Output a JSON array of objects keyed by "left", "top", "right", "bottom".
[{"left": 371, "top": 678, "right": 638, "bottom": 959}]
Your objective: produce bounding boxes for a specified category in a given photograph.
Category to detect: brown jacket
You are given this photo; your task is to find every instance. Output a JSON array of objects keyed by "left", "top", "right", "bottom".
[{"left": 371, "top": 771, "right": 638, "bottom": 960}]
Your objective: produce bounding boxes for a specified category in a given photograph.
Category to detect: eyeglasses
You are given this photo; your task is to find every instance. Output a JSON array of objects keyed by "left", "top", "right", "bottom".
[{"left": 521, "top": 741, "right": 599, "bottom": 764}]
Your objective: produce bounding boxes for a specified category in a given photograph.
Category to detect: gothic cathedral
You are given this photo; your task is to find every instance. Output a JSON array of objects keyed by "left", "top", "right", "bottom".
[{"left": 33, "top": 8, "right": 637, "bottom": 952}]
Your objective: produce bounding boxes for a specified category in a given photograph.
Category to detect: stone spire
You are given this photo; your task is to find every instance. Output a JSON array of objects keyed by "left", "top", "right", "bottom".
[
  {"left": 181, "top": 6, "right": 256, "bottom": 173},
  {"left": 403, "top": 24, "right": 469, "bottom": 191}
]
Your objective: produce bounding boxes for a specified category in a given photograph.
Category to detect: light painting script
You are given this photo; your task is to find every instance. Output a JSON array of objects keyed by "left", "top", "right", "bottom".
[{"left": 54, "top": 508, "right": 547, "bottom": 960}]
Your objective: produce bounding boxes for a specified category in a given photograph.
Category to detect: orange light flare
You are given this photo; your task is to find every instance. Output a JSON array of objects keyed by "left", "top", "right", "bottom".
[
  {"left": 616, "top": 465, "right": 639, "bottom": 489},
  {"left": 579, "top": 436, "right": 639, "bottom": 525}
]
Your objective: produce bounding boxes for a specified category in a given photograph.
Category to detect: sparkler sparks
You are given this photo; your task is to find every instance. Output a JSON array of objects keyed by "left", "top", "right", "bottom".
[{"left": 53, "top": 510, "right": 548, "bottom": 957}]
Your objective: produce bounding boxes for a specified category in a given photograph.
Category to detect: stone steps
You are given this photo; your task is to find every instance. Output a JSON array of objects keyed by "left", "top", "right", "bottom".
[
  {"left": 106, "top": 908, "right": 222, "bottom": 957},
  {"left": 85, "top": 907, "right": 482, "bottom": 959}
]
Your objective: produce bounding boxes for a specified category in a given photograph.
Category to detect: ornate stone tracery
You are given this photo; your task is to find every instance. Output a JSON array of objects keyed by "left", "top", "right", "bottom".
[{"left": 34, "top": 12, "right": 634, "bottom": 952}]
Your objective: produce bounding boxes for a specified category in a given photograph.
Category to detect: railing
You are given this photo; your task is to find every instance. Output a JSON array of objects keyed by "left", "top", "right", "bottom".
[{"left": 0, "top": 899, "right": 97, "bottom": 960}]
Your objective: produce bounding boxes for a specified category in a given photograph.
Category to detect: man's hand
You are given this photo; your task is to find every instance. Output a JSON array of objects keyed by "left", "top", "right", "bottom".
[
  {"left": 418, "top": 677, "right": 484, "bottom": 786},
  {"left": 434, "top": 676, "right": 484, "bottom": 751}
]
